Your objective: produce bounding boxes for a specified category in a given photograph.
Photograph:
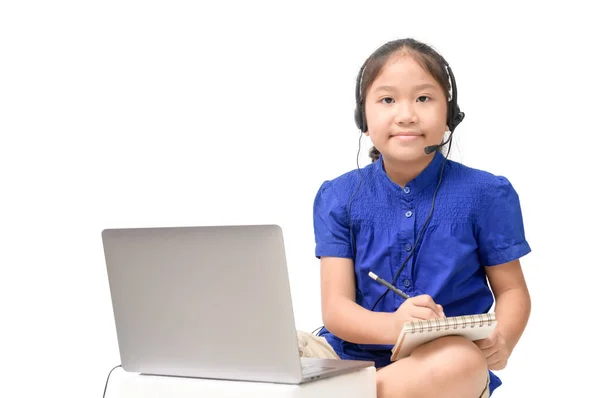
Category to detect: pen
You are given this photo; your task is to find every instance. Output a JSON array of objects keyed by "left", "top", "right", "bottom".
[{"left": 368, "top": 271, "right": 411, "bottom": 299}]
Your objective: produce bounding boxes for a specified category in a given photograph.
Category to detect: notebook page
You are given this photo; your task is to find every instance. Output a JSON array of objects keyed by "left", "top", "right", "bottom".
[{"left": 391, "top": 313, "right": 497, "bottom": 361}]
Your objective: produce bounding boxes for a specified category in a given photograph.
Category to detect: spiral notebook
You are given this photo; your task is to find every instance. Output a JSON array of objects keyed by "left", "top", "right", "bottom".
[{"left": 390, "top": 313, "right": 496, "bottom": 361}]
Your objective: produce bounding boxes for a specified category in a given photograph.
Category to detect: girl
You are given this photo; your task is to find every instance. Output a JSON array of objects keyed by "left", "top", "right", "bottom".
[{"left": 297, "top": 38, "right": 531, "bottom": 398}]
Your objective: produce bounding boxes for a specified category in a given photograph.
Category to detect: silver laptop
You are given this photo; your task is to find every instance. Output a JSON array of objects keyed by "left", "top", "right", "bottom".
[{"left": 102, "top": 224, "right": 373, "bottom": 384}]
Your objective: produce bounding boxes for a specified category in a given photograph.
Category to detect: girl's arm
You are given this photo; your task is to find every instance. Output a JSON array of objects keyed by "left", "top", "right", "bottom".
[
  {"left": 476, "top": 259, "right": 531, "bottom": 369},
  {"left": 320, "top": 256, "right": 399, "bottom": 345},
  {"left": 486, "top": 259, "right": 531, "bottom": 351},
  {"left": 319, "top": 256, "right": 444, "bottom": 345}
]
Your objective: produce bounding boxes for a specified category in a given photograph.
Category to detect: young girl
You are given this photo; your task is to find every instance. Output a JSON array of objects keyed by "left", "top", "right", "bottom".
[{"left": 297, "top": 38, "right": 531, "bottom": 398}]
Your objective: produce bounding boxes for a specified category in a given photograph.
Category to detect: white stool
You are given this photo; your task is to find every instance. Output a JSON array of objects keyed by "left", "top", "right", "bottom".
[{"left": 107, "top": 366, "right": 377, "bottom": 398}]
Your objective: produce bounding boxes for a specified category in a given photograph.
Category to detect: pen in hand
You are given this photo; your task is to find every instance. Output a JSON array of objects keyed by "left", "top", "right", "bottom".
[{"left": 368, "top": 271, "right": 411, "bottom": 300}]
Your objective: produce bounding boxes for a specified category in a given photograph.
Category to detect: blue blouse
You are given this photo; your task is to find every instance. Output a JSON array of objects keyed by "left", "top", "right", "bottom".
[{"left": 312, "top": 151, "right": 531, "bottom": 395}]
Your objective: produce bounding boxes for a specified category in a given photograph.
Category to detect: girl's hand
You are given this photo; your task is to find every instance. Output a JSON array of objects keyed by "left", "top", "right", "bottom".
[
  {"left": 392, "top": 294, "right": 445, "bottom": 335},
  {"left": 474, "top": 328, "right": 511, "bottom": 370}
]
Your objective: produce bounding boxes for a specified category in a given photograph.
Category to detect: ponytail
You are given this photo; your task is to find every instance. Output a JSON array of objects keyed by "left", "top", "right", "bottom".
[{"left": 369, "top": 146, "right": 381, "bottom": 162}]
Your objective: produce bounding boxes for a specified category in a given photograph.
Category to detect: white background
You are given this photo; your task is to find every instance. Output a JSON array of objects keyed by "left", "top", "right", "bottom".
[{"left": 1, "top": 1, "right": 598, "bottom": 397}]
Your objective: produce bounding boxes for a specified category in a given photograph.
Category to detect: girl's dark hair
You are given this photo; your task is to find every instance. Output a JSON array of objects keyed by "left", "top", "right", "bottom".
[{"left": 358, "top": 38, "right": 452, "bottom": 162}]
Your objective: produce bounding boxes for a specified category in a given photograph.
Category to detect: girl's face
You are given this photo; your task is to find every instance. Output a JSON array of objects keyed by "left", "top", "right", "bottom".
[{"left": 364, "top": 54, "right": 448, "bottom": 164}]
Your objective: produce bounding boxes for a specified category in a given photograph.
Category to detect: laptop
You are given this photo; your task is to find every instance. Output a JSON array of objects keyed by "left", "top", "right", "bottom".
[{"left": 102, "top": 224, "right": 374, "bottom": 384}]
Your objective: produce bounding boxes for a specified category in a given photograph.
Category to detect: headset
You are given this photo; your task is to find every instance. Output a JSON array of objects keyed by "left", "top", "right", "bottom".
[
  {"left": 350, "top": 53, "right": 465, "bottom": 312},
  {"left": 353, "top": 55, "right": 465, "bottom": 144},
  {"left": 311, "top": 52, "right": 466, "bottom": 336}
]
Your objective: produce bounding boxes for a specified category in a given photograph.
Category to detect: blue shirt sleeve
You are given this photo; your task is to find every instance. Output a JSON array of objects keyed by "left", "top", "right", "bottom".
[
  {"left": 476, "top": 176, "right": 531, "bottom": 266},
  {"left": 313, "top": 181, "right": 353, "bottom": 259}
]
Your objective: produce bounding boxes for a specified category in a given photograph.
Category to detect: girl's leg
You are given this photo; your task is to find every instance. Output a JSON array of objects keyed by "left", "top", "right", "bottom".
[
  {"left": 297, "top": 331, "right": 489, "bottom": 398},
  {"left": 376, "top": 336, "right": 489, "bottom": 398}
]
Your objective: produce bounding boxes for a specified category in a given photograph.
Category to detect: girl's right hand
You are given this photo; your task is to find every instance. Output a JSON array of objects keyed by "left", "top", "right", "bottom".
[{"left": 392, "top": 294, "right": 445, "bottom": 335}]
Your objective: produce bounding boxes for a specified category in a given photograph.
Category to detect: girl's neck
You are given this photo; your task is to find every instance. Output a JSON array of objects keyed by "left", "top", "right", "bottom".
[{"left": 382, "top": 156, "right": 434, "bottom": 187}]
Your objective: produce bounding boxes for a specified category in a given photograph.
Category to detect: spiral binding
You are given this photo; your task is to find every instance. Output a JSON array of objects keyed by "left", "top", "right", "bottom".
[{"left": 406, "top": 313, "right": 496, "bottom": 334}]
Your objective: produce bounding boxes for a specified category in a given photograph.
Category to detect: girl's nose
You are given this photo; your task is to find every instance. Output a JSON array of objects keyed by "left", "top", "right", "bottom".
[{"left": 394, "top": 102, "right": 417, "bottom": 124}]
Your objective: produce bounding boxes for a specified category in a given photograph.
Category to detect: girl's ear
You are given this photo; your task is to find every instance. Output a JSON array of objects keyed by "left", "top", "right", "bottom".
[{"left": 364, "top": 130, "right": 370, "bottom": 137}]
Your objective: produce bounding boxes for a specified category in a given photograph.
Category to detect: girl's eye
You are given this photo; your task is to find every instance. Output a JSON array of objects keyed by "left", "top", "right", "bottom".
[
  {"left": 382, "top": 97, "right": 395, "bottom": 104},
  {"left": 417, "top": 96, "right": 430, "bottom": 103}
]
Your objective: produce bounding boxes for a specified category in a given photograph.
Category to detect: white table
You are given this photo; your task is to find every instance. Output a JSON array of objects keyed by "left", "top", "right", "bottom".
[{"left": 106, "top": 366, "right": 377, "bottom": 398}]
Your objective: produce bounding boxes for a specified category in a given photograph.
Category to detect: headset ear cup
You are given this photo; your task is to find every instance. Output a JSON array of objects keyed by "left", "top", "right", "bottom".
[
  {"left": 448, "top": 104, "right": 464, "bottom": 132},
  {"left": 451, "top": 110, "right": 464, "bottom": 132},
  {"left": 447, "top": 107, "right": 454, "bottom": 132},
  {"left": 354, "top": 105, "right": 365, "bottom": 132}
]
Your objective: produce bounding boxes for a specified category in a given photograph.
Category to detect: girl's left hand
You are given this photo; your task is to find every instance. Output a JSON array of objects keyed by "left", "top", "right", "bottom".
[{"left": 474, "top": 328, "right": 511, "bottom": 370}]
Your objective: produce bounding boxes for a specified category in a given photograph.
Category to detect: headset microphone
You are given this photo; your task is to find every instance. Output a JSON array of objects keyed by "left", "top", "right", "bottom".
[
  {"left": 424, "top": 145, "right": 438, "bottom": 155},
  {"left": 424, "top": 129, "right": 456, "bottom": 154}
]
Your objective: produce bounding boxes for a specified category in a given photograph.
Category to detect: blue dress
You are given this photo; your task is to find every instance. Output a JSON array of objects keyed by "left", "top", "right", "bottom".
[{"left": 312, "top": 151, "right": 531, "bottom": 395}]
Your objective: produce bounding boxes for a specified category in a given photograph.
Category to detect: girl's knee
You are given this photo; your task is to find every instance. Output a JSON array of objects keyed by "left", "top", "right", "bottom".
[
  {"left": 414, "top": 336, "right": 488, "bottom": 383},
  {"left": 375, "top": 337, "right": 488, "bottom": 398}
]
